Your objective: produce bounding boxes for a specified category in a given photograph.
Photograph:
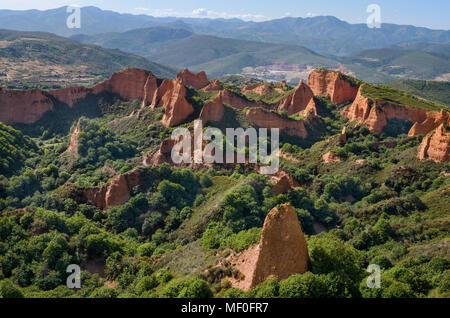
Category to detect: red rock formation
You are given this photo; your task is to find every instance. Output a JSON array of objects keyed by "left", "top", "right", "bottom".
[
  {"left": 177, "top": 69, "right": 210, "bottom": 90},
  {"left": 242, "top": 83, "right": 271, "bottom": 96},
  {"left": 49, "top": 86, "right": 91, "bottom": 107},
  {"left": 0, "top": 88, "right": 54, "bottom": 124},
  {"left": 156, "top": 78, "right": 194, "bottom": 127},
  {"left": 417, "top": 124, "right": 450, "bottom": 162},
  {"left": 143, "top": 138, "right": 177, "bottom": 166},
  {"left": 277, "top": 80, "right": 316, "bottom": 116},
  {"left": 0, "top": 68, "right": 161, "bottom": 124},
  {"left": 229, "top": 204, "right": 309, "bottom": 290},
  {"left": 82, "top": 169, "right": 142, "bottom": 210},
  {"left": 408, "top": 109, "right": 450, "bottom": 136},
  {"left": 202, "top": 80, "right": 221, "bottom": 91},
  {"left": 219, "top": 89, "right": 264, "bottom": 110},
  {"left": 93, "top": 68, "right": 157, "bottom": 105},
  {"left": 246, "top": 107, "right": 308, "bottom": 138},
  {"left": 199, "top": 93, "right": 224, "bottom": 123},
  {"left": 67, "top": 120, "right": 82, "bottom": 155},
  {"left": 308, "top": 69, "right": 359, "bottom": 105},
  {"left": 342, "top": 85, "right": 449, "bottom": 134},
  {"left": 339, "top": 126, "right": 347, "bottom": 144},
  {"left": 271, "top": 171, "right": 299, "bottom": 194},
  {"left": 323, "top": 151, "right": 342, "bottom": 163}
]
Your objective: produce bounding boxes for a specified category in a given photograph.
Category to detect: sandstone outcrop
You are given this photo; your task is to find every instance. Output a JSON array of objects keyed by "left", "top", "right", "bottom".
[
  {"left": 199, "top": 93, "right": 224, "bottom": 123},
  {"left": 219, "top": 89, "right": 265, "bottom": 110},
  {"left": 143, "top": 138, "right": 177, "bottom": 166},
  {"left": 93, "top": 68, "right": 158, "bottom": 107},
  {"left": 82, "top": 169, "right": 142, "bottom": 210},
  {"left": 323, "top": 151, "right": 342, "bottom": 163},
  {"left": 277, "top": 80, "right": 316, "bottom": 116},
  {"left": 0, "top": 88, "right": 54, "bottom": 124},
  {"left": 308, "top": 69, "right": 359, "bottom": 105},
  {"left": 0, "top": 68, "right": 160, "bottom": 124},
  {"left": 342, "top": 85, "right": 450, "bottom": 135},
  {"left": 242, "top": 83, "right": 271, "bottom": 96},
  {"left": 246, "top": 108, "right": 308, "bottom": 138},
  {"left": 202, "top": 80, "right": 221, "bottom": 91},
  {"left": 270, "top": 171, "right": 299, "bottom": 194},
  {"left": 339, "top": 126, "right": 347, "bottom": 144},
  {"left": 152, "top": 78, "right": 194, "bottom": 127},
  {"left": 177, "top": 69, "right": 210, "bottom": 90},
  {"left": 417, "top": 124, "right": 450, "bottom": 162},
  {"left": 229, "top": 204, "right": 309, "bottom": 290},
  {"left": 66, "top": 119, "right": 82, "bottom": 156}
]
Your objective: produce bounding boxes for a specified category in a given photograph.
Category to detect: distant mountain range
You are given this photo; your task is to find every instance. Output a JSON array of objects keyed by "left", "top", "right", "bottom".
[
  {"left": 0, "top": 6, "right": 449, "bottom": 85},
  {"left": 0, "top": 6, "right": 449, "bottom": 56}
]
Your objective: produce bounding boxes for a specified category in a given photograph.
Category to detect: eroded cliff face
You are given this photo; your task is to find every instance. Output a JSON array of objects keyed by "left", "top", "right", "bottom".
[
  {"left": 228, "top": 204, "right": 309, "bottom": 290},
  {"left": 82, "top": 169, "right": 142, "bottom": 210},
  {"left": 417, "top": 124, "right": 450, "bottom": 162},
  {"left": 0, "top": 68, "right": 160, "bottom": 124},
  {"left": 66, "top": 119, "right": 82, "bottom": 156},
  {"left": 242, "top": 83, "right": 272, "bottom": 96},
  {"left": 202, "top": 80, "right": 221, "bottom": 92},
  {"left": 270, "top": 170, "right": 299, "bottom": 194},
  {"left": 246, "top": 108, "right": 308, "bottom": 138},
  {"left": 177, "top": 69, "right": 210, "bottom": 90},
  {"left": 199, "top": 93, "right": 224, "bottom": 123},
  {"left": 0, "top": 88, "right": 54, "bottom": 124},
  {"left": 220, "top": 89, "right": 265, "bottom": 110},
  {"left": 154, "top": 78, "right": 194, "bottom": 127},
  {"left": 308, "top": 69, "right": 359, "bottom": 105},
  {"left": 92, "top": 68, "right": 157, "bottom": 105},
  {"left": 277, "top": 81, "right": 316, "bottom": 116},
  {"left": 342, "top": 85, "right": 450, "bottom": 135}
]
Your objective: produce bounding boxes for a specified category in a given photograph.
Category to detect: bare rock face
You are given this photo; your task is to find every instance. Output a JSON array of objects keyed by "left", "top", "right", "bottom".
[
  {"left": 93, "top": 68, "right": 158, "bottom": 106},
  {"left": 242, "top": 83, "right": 271, "bottom": 96},
  {"left": 0, "top": 68, "right": 161, "bottom": 124},
  {"left": 153, "top": 78, "right": 194, "bottom": 127},
  {"left": 342, "top": 85, "right": 449, "bottom": 135},
  {"left": 323, "top": 151, "right": 342, "bottom": 163},
  {"left": 220, "top": 89, "right": 264, "bottom": 110},
  {"left": 409, "top": 110, "right": 450, "bottom": 136},
  {"left": 49, "top": 86, "right": 91, "bottom": 107},
  {"left": 229, "top": 204, "right": 309, "bottom": 290},
  {"left": 199, "top": 93, "right": 224, "bottom": 123},
  {"left": 177, "top": 69, "right": 210, "bottom": 90},
  {"left": 143, "top": 138, "right": 177, "bottom": 166},
  {"left": 277, "top": 80, "right": 316, "bottom": 116},
  {"left": 66, "top": 120, "right": 82, "bottom": 156},
  {"left": 308, "top": 69, "right": 359, "bottom": 105},
  {"left": 417, "top": 124, "right": 450, "bottom": 162},
  {"left": 82, "top": 169, "right": 142, "bottom": 210},
  {"left": 339, "top": 126, "right": 347, "bottom": 144},
  {"left": 246, "top": 107, "right": 308, "bottom": 138},
  {"left": 0, "top": 88, "right": 54, "bottom": 124},
  {"left": 271, "top": 171, "right": 299, "bottom": 194},
  {"left": 203, "top": 80, "right": 221, "bottom": 91}
]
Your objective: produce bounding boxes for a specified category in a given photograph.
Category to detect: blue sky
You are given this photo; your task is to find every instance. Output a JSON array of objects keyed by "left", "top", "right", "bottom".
[{"left": 2, "top": 0, "right": 449, "bottom": 30}]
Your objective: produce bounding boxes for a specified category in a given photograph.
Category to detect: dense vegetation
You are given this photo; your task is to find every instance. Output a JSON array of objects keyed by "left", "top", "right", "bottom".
[
  {"left": 387, "top": 80, "right": 450, "bottom": 106},
  {"left": 0, "top": 78, "right": 449, "bottom": 299}
]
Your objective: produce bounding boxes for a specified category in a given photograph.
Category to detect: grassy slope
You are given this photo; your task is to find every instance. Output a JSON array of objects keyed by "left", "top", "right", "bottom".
[{"left": 387, "top": 80, "right": 450, "bottom": 106}]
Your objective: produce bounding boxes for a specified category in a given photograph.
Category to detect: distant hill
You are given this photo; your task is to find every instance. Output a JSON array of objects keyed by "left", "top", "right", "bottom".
[
  {"left": 75, "top": 28, "right": 339, "bottom": 81},
  {"left": 0, "top": 6, "right": 449, "bottom": 57},
  {"left": 387, "top": 80, "right": 450, "bottom": 106},
  {"left": 341, "top": 48, "right": 450, "bottom": 81},
  {"left": 0, "top": 29, "right": 177, "bottom": 89}
]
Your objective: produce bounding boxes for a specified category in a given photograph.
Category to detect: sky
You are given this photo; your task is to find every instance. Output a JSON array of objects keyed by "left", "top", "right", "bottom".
[{"left": 1, "top": 0, "right": 449, "bottom": 30}]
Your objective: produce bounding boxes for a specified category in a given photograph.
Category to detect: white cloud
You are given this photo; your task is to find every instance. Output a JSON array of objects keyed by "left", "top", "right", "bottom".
[
  {"left": 134, "top": 7, "right": 268, "bottom": 22},
  {"left": 306, "top": 12, "right": 316, "bottom": 17}
]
